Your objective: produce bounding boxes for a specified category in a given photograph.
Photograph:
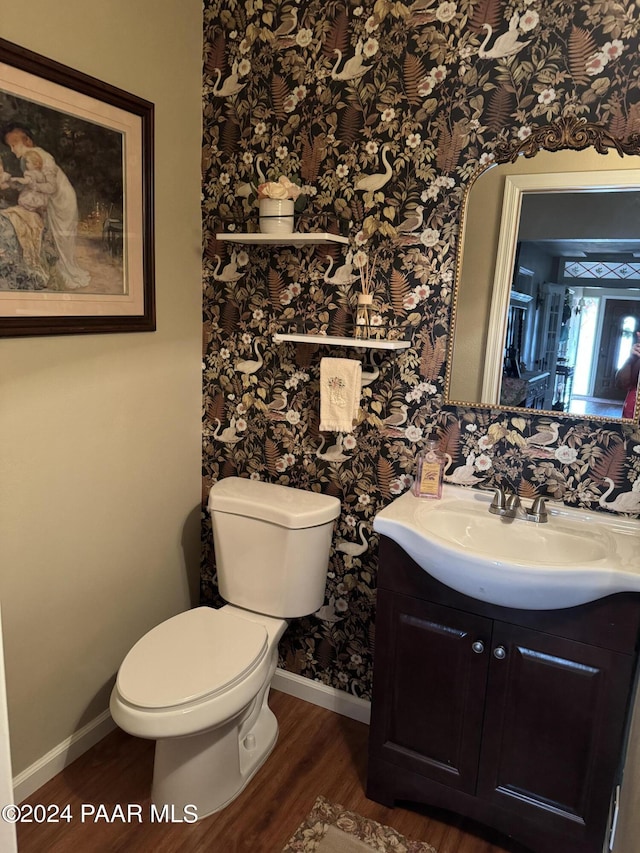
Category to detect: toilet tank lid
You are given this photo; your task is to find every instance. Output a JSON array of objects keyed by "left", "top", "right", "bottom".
[{"left": 208, "top": 477, "right": 340, "bottom": 528}]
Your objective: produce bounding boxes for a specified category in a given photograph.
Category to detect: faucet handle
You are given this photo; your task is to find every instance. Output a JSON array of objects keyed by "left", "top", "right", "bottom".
[
  {"left": 529, "top": 496, "right": 548, "bottom": 522},
  {"left": 490, "top": 487, "right": 506, "bottom": 509},
  {"left": 489, "top": 487, "right": 507, "bottom": 515}
]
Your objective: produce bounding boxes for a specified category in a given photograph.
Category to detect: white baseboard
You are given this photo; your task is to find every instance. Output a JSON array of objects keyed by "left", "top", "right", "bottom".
[
  {"left": 13, "top": 709, "right": 116, "bottom": 804},
  {"left": 272, "top": 668, "right": 371, "bottom": 725},
  {"left": 13, "top": 672, "right": 369, "bottom": 803}
]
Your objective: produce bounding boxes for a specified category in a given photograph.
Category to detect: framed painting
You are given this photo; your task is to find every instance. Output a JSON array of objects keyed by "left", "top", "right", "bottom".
[{"left": 0, "top": 37, "right": 154, "bottom": 337}]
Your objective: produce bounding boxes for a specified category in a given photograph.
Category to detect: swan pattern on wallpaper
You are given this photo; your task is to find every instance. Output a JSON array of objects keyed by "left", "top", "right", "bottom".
[
  {"left": 316, "top": 434, "right": 351, "bottom": 462},
  {"left": 478, "top": 14, "right": 532, "bottom": 60},
  {"left": 355, "top": 144, "right": 393, "bottom": 193},
  {"left": 210, "top": 63, "right": 246, "bottom": 98},
  {"left": 361, "top": 351, "right": 380, "bottom": 387},
  {"left": 335, "top": 522, "right": 369, "bottom": 560},
  {"left": 314, "top": 596, "right": 343, "bottom": 623},
  {"left": 211, "top": 418, "right": 243, "bottom": 445},
  {"left": 598, "top": 478, "right": 640, "bottom": 513},
  {"left": 212, "top": 253, "right": 246, "bottom": 283},
  {"left": 235, "top": 340, "right": 263, "bottom": 377},
  {"left": 444, "top": 453, "right": 486, "bottom": 486},
  {"left": 235, "top": 156, "right": 266, "bottom": 201},
  {"left": 331, "top": 43, "right": 372, "bottom": 82},
  {"left": 323, "top": 252, "right": 357, "bottom": 286}
]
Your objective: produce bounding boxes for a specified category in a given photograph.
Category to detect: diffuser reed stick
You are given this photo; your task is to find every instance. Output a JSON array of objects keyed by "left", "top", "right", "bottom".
[
  {"left": 353, "top": 250, "right": 376, "bottom": 338},
  {"left": 354, "top": 250, "right": 377, "bottom": 295}
]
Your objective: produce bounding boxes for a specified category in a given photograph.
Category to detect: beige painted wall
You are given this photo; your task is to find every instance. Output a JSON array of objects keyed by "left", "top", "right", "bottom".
[{"left": 0, "top": 0, "right": 203, "bottom": 775}]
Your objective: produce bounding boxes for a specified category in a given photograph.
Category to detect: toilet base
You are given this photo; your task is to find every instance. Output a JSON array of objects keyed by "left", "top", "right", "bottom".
[{"left": 151, "top": 690, "right": 279, "bottom": 819}]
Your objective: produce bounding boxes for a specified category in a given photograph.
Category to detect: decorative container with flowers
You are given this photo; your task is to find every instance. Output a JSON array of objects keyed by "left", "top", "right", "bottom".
[{"left": 257, "top": 176, "right": 304, "bottom": 234}]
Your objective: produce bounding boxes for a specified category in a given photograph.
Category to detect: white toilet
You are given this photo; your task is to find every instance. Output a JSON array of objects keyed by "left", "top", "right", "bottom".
[{"left": 110, "top": 477, "right": 340, "bottom": 817}]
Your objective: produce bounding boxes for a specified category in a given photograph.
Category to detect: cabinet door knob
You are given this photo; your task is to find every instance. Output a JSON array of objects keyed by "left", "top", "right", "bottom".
[
  {"left": 493, "top": 646, "right": 507, "bottom": 660},
  {"left": 472, "top": 640, "right": 485, "bottom": 654}
]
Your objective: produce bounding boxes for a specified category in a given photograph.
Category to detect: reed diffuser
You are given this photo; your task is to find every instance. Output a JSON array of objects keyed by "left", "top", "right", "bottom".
[{"left": 354, "top": 251, "right": 376, "bottom": 339}]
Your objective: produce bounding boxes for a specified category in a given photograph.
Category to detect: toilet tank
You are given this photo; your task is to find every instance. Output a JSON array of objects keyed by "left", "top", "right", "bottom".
[{"left": 207, "top": 478, "right": 341, "bottom": 618}]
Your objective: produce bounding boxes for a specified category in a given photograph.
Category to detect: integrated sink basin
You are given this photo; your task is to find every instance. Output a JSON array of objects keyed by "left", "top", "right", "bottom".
[{"left": 373, "top": 484, "right": 639, "bottom": 609}]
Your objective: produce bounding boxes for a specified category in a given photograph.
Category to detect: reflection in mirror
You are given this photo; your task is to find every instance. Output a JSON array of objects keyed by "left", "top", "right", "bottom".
[{"left": 447, "top": 131, "right": 640, "bottom": 423}]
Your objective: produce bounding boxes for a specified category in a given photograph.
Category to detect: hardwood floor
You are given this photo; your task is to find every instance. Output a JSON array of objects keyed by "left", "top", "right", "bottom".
[{"left": 16, "top": 691, "right": 527, "bottom": 853}]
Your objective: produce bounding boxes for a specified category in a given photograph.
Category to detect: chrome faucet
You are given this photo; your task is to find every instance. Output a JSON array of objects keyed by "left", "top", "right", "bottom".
[{"left": 489, "top": 488, "right": 548, "bottom": 523}]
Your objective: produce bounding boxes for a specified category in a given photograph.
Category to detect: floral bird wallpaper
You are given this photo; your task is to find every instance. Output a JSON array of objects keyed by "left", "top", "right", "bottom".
[{"left": 202, "top": 0, "right": 640, "bottom": 699}]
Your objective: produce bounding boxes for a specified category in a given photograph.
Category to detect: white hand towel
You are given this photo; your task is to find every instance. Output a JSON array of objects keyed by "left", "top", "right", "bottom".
[{"left": 320, "top": 357, "right": 362, "bottom": 433}]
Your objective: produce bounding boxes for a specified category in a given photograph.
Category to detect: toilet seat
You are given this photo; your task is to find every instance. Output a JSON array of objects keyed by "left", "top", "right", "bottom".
[{"left": 116, "top": 607, "right": 268, "bottom": 711}]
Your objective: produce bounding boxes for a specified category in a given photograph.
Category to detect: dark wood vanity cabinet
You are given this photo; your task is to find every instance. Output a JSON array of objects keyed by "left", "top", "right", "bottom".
[{"left": 367, "top": 538, "right": 640, "bottom": 853}]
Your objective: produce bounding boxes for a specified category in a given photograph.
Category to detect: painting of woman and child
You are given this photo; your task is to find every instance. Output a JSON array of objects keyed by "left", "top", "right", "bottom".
[{"left": 0, "top": 96, "right": 124, "bottom": 297}]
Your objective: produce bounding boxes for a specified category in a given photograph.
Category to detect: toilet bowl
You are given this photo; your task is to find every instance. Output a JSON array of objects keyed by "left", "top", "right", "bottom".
[
  {"left": 110, "top": 605, "right": 287, "bottom": 815},
  {"left": 110, "top": 478, "right": 340, "bottom": 817}
]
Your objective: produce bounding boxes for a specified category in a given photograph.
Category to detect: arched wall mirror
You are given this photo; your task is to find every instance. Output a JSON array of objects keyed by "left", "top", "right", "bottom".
[{"left": 446, "top": 118, "right": 640, "bottom": 423}]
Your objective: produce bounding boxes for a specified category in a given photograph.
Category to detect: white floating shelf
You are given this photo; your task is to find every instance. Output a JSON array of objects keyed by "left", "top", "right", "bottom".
[
  {"left": 216, "top": 232, "right": 349, "bottom": 246},
  {"left": 273, "top": 332, "right": 411, "bottom": 350}
]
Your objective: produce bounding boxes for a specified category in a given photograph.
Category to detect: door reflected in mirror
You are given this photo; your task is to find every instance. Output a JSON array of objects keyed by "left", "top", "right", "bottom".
[{"left": 447, "top": 146, "right": 640, "bottom": 422}]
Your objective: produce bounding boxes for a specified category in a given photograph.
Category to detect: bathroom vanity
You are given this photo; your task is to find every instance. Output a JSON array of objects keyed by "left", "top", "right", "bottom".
[{"left": 367, "top": 488, "right": 640, "bottom": 853}]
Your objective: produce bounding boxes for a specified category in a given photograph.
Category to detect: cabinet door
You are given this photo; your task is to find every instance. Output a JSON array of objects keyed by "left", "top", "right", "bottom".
[
  {"left": 369, "top": 591, "right": 492, "bottom": 794},
  {"left": 478, "top": 622, "right": 634, "bottom": 839}
]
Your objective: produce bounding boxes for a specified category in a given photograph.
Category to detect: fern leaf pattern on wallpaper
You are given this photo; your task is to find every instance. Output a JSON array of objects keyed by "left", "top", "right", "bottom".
[
  {"left": 321, "top": 8, "right": 349, "bottom": 58},
  {"left": 204, "top": 234, "right": 221, "bottom": 263},
  {"left": 610, "top": 100, "right": 640, "bottom": 140},
  {"left": 220, "top": 113, "right": 240, "bottom": 159},
  {"left": 271, "top": 75, "right": 289, "bottom": 121},
  {"left": 330, "top": 305, "right": 351, "bottom": 338},
  {"left": 568, "top": 26, "right": 598, "bottom": 87},
  {"left": 268, "top": 268, "right": 285, "bottom": 308},
  {"left": 440, "top": 421, "right": 461, "bottom": 467},
  {"left": 203, "top": 33, "right": 227, "bottom": 78},
  {"left": 204, "top": 393, "right": 226, "bottom": 428},
  {"left": 337, "top": 104, "right": 364, "bottom": 148},
  {"left": 219, "top": 299, "right": 239, "bottom": 335},
  {"left": 591, "top": 440, "right": 627, "bottom": 486},
  {"left": 468, "top": 0, "right": 503, "bottom": 34},
  {"left": 389, "top": 268, "right": 410, "bottom": 313},
  {"left": 435, "top": 120, "right": 465, "bottom": 174},
  {"left": 419, "top": 334, "right": 447, "bottom": 381},
  {"left": 518, "top": 479, "right": 540, "bottom": 500},
  {"left": 403, "top": 54, "right": 427, "bottom": 107},
  {"left": 300, "top": 133, "right": 325, "bottom": 184},
  {"left": 485, "top": 86, "right": 515, "bottom": 134},
  {"left": 264, "top": 438, "right": 280, "bottom": 479},
  {"left": 377, "top": 456, "right": 394, "bottom": 500},
  {"left": 203, "top": 321, "right": 215, "bottom": 358}
]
